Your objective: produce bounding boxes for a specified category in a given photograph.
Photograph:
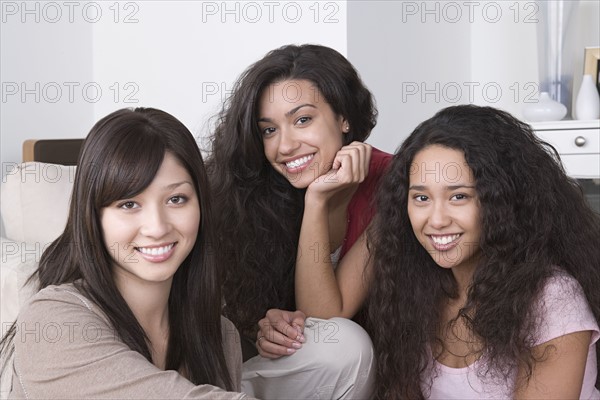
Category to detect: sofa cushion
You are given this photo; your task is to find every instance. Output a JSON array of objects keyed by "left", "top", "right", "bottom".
[
  {"left": 1, "top": 162, "right": 75, "bottom": 245},
  {"left": 1, "top": 237, "right": 38, "bottom": 326},
  {"left": 0, "top": 237, "right": 38, "bottom": 398}
]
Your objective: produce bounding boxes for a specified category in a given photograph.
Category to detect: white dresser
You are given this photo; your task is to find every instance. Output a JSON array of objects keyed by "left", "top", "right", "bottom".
[{"left": 531, "top": 120, "right": 600, "bottom": 212}]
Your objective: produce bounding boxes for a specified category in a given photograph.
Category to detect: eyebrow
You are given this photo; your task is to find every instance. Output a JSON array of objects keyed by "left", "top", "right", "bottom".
[
  {"left": 409, "top": 185, "right": 476, "bottom": 191},
  {"left": 164, "top": 181, "right": 193, "bottom": 190},
  {"left": 258, "top": 104, "right": 317, "bottom": 123}
]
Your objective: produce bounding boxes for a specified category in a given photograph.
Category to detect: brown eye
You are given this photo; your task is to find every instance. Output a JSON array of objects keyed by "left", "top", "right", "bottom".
[
  {"left": 168, "top": 195, "right": 187, "bottom": 205},
  {"left": 262, "top": 127, "right": 276, "bottom": 136},
  {"left": 295, "top": 116, "right": 311, "bottom": 125},
  {"left": 118, "top": 201, "right": 138, "bottom": 209}
]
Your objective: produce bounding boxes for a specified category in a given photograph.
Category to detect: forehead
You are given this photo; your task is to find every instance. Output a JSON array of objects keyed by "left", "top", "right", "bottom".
[
  {"left": 155, "top": 152, "right": 190, "bottom": 178},
  {"left": 259, "top": 79, "right": 324, "bottom": 108},
  {"left": 409, "top": 145, "right": 474, "bottom": 185}
]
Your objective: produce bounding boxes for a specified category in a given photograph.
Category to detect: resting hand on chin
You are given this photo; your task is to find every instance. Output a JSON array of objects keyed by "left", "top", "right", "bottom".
[{"left": 306, "top": 142, "right": 372, "bottom": 204}]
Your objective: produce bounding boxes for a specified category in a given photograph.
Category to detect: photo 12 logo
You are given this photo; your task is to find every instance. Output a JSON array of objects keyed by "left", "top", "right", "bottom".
[
  {"left": 201, "top": 80, "right": 326, "bottom": 103},
  {"left": 5, "top": 321, "right": 118, "bottom": 344},
  {"left": 409, "top": 160, "right": 473, "bottom": 184},
  {"left": 2, "top": 82, "right": 140, "bottom": 104},
  {"left": 201, "top": 1, "right": 341, "bottom": 24},
  {"left": 1, "top": 1, "right": 140, "bottom": 24},
  {"left": 2, "top": 162, "right": 76, "bottom": 184},
  {"left": 401, "top": 81, "right": 540, "bottom": 104},
  {"left": 400, "top": 1, "right": 539, "bottom": 24}
]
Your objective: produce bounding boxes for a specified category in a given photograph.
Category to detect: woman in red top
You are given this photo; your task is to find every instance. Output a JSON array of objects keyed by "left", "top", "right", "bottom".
[{"left": 207, "top": 44, "right": 391, "bottom": 398}]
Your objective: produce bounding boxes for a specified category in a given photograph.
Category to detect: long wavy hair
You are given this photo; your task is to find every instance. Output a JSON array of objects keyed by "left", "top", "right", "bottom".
[
  {"left": 206, "top": 44, "right": 378, "bottom": 339},
  {"left": 1, "top": 108, "right": 233, "bottom": 389},
  {"left": 367, "top": 105, "right": 600, "bottom": 398}
]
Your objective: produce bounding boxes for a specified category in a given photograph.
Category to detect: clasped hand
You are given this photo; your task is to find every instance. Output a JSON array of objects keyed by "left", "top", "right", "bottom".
[{"left": 256, "top": 309, "right": 306, "bottom": 359}]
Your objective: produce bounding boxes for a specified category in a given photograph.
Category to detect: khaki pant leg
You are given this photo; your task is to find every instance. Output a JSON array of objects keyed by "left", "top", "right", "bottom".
[{"left": 241, "top": 317, "right": 374, "bottom": 400}]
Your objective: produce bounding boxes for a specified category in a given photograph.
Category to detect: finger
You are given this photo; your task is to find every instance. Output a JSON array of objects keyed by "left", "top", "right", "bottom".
[
  {"left": 256, "top": 333, "right": 286, "bottom": 359},
  {"left": 341, "top": 142, "right": 371, "bottom": 182},
  {"left": 346, "top": 142, "right": 369, "bottom": 181},
  {"left": 275, "top": 315, "right": 305, "bottom": 342},
  {"left": 337, "top": 152, "right": 360, "bottom": 184},
  {"left": 351, "top": 146, "right": 361, "bottom": 179},
  {"left": 257, "top": 323, "right": 302, "bottom": 354},
  {"left": 257, "top": 342, "right": 291, "bottom": 359},
  {"left": 262, "top": 311, "right": 303, "bottom": 342},
  {"left": 331, "top": 152, "right": 344, "bottom": 171},
  {"left": 362, "top": 144, "right": 372, "bottom": 180},
  {"left": 290, "top": 311, "right": 306, "bottom": 342},
  {"left": 257, "top": 345, "right": 284, "bottom": 359},
  {"left": 256, "top": 332, "right": 301, "bottom": 357}
]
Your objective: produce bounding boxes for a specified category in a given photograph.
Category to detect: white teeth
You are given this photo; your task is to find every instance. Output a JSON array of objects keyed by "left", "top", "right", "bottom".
[
  {"left": 431, "top": 234, "right": 460, "bottom": 245},
  {"left": 137, "top": 243, "right": 174, "bottom": 256},
  {"left": 285, "top": 154, "right": 314, "bottom": 169}
]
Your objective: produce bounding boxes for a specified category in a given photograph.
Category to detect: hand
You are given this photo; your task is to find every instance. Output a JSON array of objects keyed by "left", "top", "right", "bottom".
[
  {"left": 256, "top": 309, "right": 306, "bottom": 359},
  {"left": 306, "top": 142, "right": 372, "bottom": 202}
]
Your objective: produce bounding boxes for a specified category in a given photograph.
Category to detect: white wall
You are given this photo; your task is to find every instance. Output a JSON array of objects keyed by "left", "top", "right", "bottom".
[
  {"left": 1, "top": 2, "right": 94, "bottom": 173},
  {"left": 1, "top": 0, "right": 348, "bottom": 170},
  {"left": 91, "top": 1, "right": 348, "bottom": 146},
  {"left": 348, "top": 0, "right": 599, "bottom": 153},
  {"left": 2, "top": 0, "right": 599, "bottom": 161},
  {"left": 348, "top": 0, "right": 472, "bottom": 153}
]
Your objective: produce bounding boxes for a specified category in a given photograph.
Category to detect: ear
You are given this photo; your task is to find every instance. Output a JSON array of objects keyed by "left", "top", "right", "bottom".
[{"left": 341, "top": 117, "right": 350, "bottom": 134}]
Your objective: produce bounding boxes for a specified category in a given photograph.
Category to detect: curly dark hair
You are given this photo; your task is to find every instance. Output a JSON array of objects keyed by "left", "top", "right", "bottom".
[
  {"left": 206, "top": 44, "right": 378, "bottom": 340},
  {"left": 367, "top": 105, "right": 600, "bottom": 399}
]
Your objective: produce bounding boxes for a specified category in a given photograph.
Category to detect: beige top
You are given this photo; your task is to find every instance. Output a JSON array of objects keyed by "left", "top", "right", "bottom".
[{"left": 9, "top": 284, "right": 251, "bottom": 399}]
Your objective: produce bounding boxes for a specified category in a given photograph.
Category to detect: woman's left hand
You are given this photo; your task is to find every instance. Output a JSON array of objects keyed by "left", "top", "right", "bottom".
[{"left": 256, "top": 308, "right": 306, "bottom": 359}]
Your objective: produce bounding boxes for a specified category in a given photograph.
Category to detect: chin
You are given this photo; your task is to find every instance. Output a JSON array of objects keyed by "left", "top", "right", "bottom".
[
  {"left": 289, "top": 181, "right": 311, "bottom": 189},
  {"left": 282, "top": 175, "right": 311, "bottom": 189}
]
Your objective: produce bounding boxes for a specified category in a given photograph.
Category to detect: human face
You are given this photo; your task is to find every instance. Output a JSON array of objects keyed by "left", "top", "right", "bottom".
[
  {"left": 101, "top": 152, "right": 201, "bottom": 288},
  {"left": 407, "top": 145, "right": 481, "bottom": 276},
  {"left": 259, "top": 79, "right": 347, "bottom": 189}
]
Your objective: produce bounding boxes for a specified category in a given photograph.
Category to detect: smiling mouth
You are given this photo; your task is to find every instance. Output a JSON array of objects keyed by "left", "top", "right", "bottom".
[
  {"left": 135, "top": 243, "right": 176, "bottom": 257},
  {"left": 284, "top": 154, "right": 314, "bottom": 169},
  {"left": 430, "top": 234, "right": 460, "bottom": 245},
  {"left": 428, "top": 234, "right": 461, "bottom": 250}
]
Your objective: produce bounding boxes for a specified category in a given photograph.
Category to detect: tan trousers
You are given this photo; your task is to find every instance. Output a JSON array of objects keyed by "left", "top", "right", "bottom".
[{"left": 241, "top": 317, "right": 374, "bottom": 400}]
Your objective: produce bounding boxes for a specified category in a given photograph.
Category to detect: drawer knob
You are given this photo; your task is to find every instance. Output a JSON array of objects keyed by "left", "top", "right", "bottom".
[{"left": 574, "top": 136, "right": 587, "bottom": 147}]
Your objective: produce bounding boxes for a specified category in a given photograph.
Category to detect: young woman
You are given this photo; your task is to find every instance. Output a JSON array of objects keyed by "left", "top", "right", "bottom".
[
  {"left": 208, "top": 44, "right": 391, "bottom": 398},
  {"left": 368, "top": 105, "right": 600, "bottom": 399},
  {"left": 0, "top": 108, "right": 252, "bottom": 399}
]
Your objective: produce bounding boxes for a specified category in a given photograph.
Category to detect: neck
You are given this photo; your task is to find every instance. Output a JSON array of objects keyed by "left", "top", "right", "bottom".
[
  {"left": 113, "top": 273, "right": 172, "bottom": 334},
  {"left": 451, "top": 258, "right": 480, "bottom": 300}
]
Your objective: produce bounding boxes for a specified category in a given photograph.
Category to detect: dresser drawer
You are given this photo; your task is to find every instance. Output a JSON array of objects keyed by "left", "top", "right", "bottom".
[
  {"left": 558, "top": 154, "right": 600, "bottom": 178},
  {"left": 534, "top": 128, "right": 600, "bottom": 156}
]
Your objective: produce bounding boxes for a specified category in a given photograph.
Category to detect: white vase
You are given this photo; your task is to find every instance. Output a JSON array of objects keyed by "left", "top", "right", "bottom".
[
  {"left": 523, "top": 92, "right": 567, "bottom": 122},
  {"left": 575, "top": 74, "right": 600, "bottom": 120}
]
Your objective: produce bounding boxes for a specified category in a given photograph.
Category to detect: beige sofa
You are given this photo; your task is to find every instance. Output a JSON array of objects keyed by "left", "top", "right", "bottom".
[
  {"left": 1, "top": 162, "right": 76, "bottom": 395},
  {"left": 1, "top": 161, "right": 76, "bottom": 322}
]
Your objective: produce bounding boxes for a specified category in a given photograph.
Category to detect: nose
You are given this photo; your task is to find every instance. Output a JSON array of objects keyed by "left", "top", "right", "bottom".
[
  {"left": 428, "top": 201, "right": 451, "bottom": 230},
  {"left": 277, "top": 127, "right": 300, "bottom": 156},
  {"left": 140, "top": 205, "right": 171, "bottom": 239}
]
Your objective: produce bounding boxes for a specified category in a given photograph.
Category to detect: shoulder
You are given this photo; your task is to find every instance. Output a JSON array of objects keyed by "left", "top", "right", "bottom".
[
  {"left": 17, "top": 283, "right": 105, "bottom": 324},
  {"left": 533, "top": 270, "right": 599, "bottom": 346},
  {"left": 539, "top": 270, "right": 588, "bottom": 310},
  {"left": 13, "top": 282, "right": 113, "bottom": 356},
  {"left": 355, "top": 147, "right": 392, "bottom": 196},
  {"left": 369, "top": 147, "right": 393, "bottom": 176},
  {"left": 220, "top": 316, "right": 241, "bottom": 344}
]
